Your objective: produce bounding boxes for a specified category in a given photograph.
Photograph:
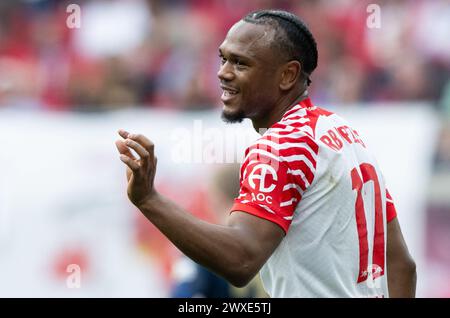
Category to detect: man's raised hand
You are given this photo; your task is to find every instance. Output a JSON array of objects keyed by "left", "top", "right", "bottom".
[{"left": 115, "top": 129, "right": 158, "bottom": 207}]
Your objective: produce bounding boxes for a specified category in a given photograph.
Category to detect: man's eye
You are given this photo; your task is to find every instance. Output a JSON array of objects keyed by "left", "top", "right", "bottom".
[
  {"left": 219, "top": 56, "right": 226, "bottom": 65},
  {"left": 235, "top": 60, "right": 247, "bottom": 69}
]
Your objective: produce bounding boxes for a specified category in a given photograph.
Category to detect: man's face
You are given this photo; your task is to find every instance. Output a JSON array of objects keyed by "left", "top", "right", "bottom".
[{"left": 218, "top": 21, "right": 282, "bottom": 123}]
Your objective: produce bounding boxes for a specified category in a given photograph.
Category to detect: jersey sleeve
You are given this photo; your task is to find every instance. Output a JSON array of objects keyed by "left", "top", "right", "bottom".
[
  {"left": 386, "top": 188, "right": 397, "bottom": 223},
  {"left": 230, "top": 131, "right": 318, "bottom": 233}
]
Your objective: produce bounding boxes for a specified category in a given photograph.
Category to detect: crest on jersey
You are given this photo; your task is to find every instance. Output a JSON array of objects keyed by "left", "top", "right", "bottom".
[{"left": 248, "top": 164, "right": 278, "bottom": 193}]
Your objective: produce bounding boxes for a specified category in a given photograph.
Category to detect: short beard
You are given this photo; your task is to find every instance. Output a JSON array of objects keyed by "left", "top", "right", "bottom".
[{"left": 221, "top": 109, "right": 245, "bottom": 123}]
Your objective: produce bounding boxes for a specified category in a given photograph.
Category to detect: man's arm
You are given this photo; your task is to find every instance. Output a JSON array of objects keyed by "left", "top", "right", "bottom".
[
  {"left": 386, "top": 217, "right": 417, "bottom": 297},
  {"left": 116, "top": 130, "right": 284, "bottom": 287},
  {"left": 141, "top": 196, "right": 284, "bottom": 287}
]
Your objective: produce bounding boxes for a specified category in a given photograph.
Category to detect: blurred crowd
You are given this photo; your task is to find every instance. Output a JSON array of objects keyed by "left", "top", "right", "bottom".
[{"left": 0, "top": 0, "right": 449, "bottom": 112}]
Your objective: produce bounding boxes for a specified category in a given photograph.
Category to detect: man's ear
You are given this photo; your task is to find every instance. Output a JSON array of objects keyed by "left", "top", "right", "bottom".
[{"left": 279, "top": 60, "right": 301, "bottom": 91}]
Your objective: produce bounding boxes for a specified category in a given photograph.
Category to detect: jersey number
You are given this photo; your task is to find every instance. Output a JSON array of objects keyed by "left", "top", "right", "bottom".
[{"left": 351, "top": 163, "right": 385, "bottom": 283}]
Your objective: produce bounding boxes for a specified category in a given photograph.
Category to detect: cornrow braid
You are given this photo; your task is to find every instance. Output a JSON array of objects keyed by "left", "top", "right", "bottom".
[{"left": 243, "top": 9, "right": 318, "bottom": 86}]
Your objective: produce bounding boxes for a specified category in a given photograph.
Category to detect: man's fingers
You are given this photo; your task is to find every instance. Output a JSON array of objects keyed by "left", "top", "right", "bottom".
[
  {"left": 128, "top": 133, "right": 155, "bottom": 155},
  {"left": 125, "top": 138, "right": 150, "bottom": 161},
  {"left": 119, "top": 154, "right": 140, "bottom": 171},
  {"left": 118, "top": 129, "right": 130, "bottom": 139},
  {"left": 115, "top": 140, "right": 136, "bottom": 159},
  {"left": 117, "top": 130, "right": 155, "bottom": 162}
]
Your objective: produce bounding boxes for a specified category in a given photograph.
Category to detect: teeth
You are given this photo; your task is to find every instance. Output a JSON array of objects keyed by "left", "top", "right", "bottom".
[{"left": 224, "top": 90, "right": 237, "bottom": 96}]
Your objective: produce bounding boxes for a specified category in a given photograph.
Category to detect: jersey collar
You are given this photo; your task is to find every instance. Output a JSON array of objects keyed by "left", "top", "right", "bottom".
[{"left": 281, "top": 97, "right": 313, "bottom": 120}]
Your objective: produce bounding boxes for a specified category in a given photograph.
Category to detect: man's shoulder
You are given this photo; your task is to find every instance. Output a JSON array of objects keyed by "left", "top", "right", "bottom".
[
  {"left": 241, "top": 123, "right": 320, "bottom": 170},
  {"left": 258, "top": 124, "right": 318, "bottom": 149},
  {"left": 278, "top": 102, "right": 338, "bottom": 139},
  {"left": 242, "top": 102, "right": 343, "bottom": 161}
]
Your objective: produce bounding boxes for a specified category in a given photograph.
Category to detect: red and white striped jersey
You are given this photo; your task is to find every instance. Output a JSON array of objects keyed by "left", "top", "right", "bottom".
[{"left": 231, "top": 97, "right": 397, "bottom": 297}]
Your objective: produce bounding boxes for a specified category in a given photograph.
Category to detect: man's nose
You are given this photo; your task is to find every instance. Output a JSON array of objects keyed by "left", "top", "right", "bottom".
[{"left": 217, "top": 62, "right": 235, "bottom": 81}]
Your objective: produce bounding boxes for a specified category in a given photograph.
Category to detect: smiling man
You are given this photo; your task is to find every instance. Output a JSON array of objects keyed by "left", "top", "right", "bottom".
[
  {"left": 116, "top": 9, "right": 416, "bottom": 297},
  {"left": 218, "top": 15, "right": 314, "bottom": 131}
]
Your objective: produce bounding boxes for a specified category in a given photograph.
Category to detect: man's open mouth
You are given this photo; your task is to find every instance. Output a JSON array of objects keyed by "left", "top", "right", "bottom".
[{"left": 220, "top": 85, "right": 239, "bottom": 102}]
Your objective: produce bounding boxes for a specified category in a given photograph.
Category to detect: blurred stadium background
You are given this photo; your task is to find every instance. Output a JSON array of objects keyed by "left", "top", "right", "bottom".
[{"left": 0, "top": 0, "right": 449, "bottom": 297}]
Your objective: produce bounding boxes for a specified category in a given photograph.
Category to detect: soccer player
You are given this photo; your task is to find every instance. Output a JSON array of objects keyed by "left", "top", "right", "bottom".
[{"left": 115, "top": 10, "right": 416, "bottom": 297}]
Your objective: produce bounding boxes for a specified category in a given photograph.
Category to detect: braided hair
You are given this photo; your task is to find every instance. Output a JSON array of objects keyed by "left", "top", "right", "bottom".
[{"left": 243, "top": 9, "right": 318, "bottom": 87}]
